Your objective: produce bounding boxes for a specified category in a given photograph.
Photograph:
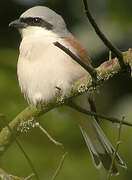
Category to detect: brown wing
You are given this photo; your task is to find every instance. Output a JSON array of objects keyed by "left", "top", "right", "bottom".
[{"left": 64, "top": 37, "right": 91, "bottom": 67}]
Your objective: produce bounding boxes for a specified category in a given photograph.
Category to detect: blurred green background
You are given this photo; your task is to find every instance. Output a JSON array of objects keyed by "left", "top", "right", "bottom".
[{"left": 1, "top": 0, "right": 132, "bottom": 179}]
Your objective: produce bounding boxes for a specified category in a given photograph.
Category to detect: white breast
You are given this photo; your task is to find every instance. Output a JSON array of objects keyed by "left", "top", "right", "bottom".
[{"left": 18, "top": 32, "right": 87, "bottom": 105}]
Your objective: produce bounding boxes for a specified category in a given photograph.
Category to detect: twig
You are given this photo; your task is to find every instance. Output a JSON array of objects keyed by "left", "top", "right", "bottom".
[
  {"left": 109, "top": 51, "right": 112, "bottom": 61},
  {"left": 24, "top": 173, "right": 35, "bottom": 180},
  {"left": 107, "top": 116, "right": 124, "bottom": 179},
  {"left": 51, "top": 152, "right": 68, "bottom": 180},
  {"left": 54, "top": 41, "right": 97, "bottom": 82},
  {"left": 0, "top": 115, "right": 40, "bottom": 180},
  {"left": 69, "top": 102, "right": 132, "bottom": 127},
  {"left": 0, "top": 168, "right": 12, "bottom": 180},
  {"left": 9, "top": 173, "right": 34, "bottom": 180},
  {"left": 88, "top": 95, "right": 98, "bottom": 122},
  {"left": 37, "top": 123, "right": 63, "bottom": 147},
  {"left": 82, "top": 0, "right": 126, "bottom": 69}
]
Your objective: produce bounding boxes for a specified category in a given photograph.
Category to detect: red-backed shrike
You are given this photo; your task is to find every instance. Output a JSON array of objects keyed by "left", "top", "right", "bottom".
[{"left": 9, "top": 6, "right": 126, "bottom": 174}]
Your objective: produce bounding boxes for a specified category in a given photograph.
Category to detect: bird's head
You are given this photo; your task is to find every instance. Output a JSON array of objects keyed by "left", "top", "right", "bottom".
[{"left": 9, "top": 6, "right": 70, "bottom": 38}]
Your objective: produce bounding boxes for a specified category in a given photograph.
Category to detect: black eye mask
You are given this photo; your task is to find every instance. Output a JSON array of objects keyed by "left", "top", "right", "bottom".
[{"left": 20, "top": 17, "right": 53, "bottom": 30}]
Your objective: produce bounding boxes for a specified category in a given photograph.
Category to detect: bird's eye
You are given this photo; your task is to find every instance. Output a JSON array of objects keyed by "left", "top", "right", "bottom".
[{"left": 33, "top": 17, "right": 41, "bottom": 23}]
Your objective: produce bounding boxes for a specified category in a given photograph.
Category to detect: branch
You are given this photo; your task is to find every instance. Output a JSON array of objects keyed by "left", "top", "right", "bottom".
[
  {"left": 0, "top": 168, "right": 13, "bottom": 180},
  {"left": 37, "top": 123, "right": 63, "bottom": 147},
  {"left": 69, "top": 102, "right": 132, "bottom": 127},
  {"left": 54, "top": 41, "right": 97, "bottom": 82},
  {"left": 107, "top": 117, "right": 123, "bottom": 179},
  {"left": 0, "top": 168, "right": 34, "bottom": 180},
  {"left": 51, "top": 152, "right": 68, "bottom": 180},
  {"left": 82, "top": 0, "right": 126, "bottom": 70},
  {"left": 24, "top": 173, "right": 35, "bottom": 180},
  {"left": 2, "top": 115, "right": 40, "bottom": 180},
  {"left": 0, "top": 48, "right": 132, "bottom": 156}
]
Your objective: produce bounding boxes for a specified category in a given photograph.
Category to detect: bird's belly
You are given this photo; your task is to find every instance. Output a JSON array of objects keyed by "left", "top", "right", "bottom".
[
  {"left": 17, "top": 38, "right": 88, "bottom": 105},
  {"left": 17, "top": 57, "right": 79, "bottom": 105}
]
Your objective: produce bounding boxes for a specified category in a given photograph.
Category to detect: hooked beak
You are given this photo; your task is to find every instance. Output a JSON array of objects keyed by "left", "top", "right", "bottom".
[{"left": 9, "top": 19, "right": 27, "bottom": 28}]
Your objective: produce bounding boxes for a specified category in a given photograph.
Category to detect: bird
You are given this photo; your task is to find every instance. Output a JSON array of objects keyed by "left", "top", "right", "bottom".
[{"left": 9, "top": 6, "right": 126, "bottom": 175}]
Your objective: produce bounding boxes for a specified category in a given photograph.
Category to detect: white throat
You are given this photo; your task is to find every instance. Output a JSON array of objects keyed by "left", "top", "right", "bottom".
[{"left": 19, "top": 26, "right": 59, "bottom": 39}]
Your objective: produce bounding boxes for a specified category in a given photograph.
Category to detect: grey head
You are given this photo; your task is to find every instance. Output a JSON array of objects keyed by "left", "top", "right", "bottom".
[{"left": 9, "top": 6, "right": 72, "bottom": 37}]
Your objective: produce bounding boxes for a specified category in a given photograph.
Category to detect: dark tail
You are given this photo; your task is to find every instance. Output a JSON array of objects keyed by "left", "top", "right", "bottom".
[{"left": 79, "top": 116, "right": 127, "bottom": 175}]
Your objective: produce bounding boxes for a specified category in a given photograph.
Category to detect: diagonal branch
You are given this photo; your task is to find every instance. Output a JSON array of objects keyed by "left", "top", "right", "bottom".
[
  {"left": 107, "top": 117, "right": 123, "bottom": 179},
  {"left": 2, "top": 115, "right": 40, "bottom": 180},
  {"left": 51, "top": 152, "right": 68, "bottom": 180},
  {"left": 38, "top": 123, "right": 63, "bottom": 147},
  {"left": 82, "top": 0, "right": 126, "bottom": 69},
  {"left": 68, "top": 102, "right": 132, "bottom": 127},
  {"left": 0, "top": 168, "right": 13, "bottom": 180},
  {"left": 54, "top": 41, "right": 97, "bottom": 82}
]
